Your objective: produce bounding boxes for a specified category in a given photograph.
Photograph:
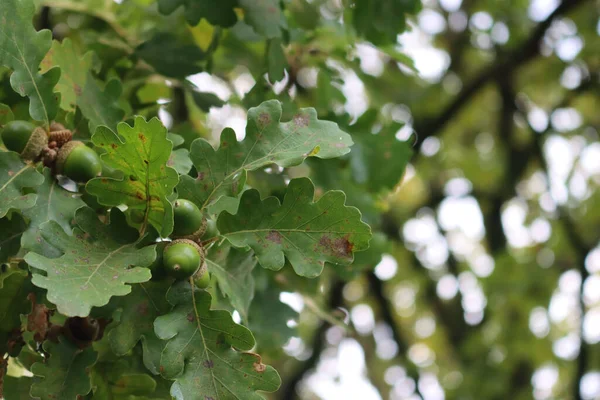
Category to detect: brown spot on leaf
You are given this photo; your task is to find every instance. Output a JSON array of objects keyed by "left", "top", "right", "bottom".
[
  {"left": 27, "top": 293, "right": 52, "bottom": 343},
  {"left": 187, "top": 312, "right": 195, "bottom": 322},
  {"left": 293, "top": 113, "right": 310, "bottom": 128},
  {"left": 266, "top": 230, "right": 282, "bottom": 244},
  {"left": 7, "top": 170, "right": 14, "bottom": 176},
  {"left": 135, "top": 192, "right": 145, "bottom": 200},
  {"left": 318, "top": 236, "right": 354, "bottom": 258},
  {"left": 253, "top": 362, "right": 266, "bottom": 372},
  {"left": 137, "top": 303, "right": 149, "bottom": 316},
  {"left": 74, "top": 84, "right": 82, "bottom": 96},
  {"left": 202, "top": 360, "right": 214, "bottom": 368},
  {"left": 138, "top": 133, "right": 146, "bottom": 143},
  {"left": 111, "top": 143, "right": 117, "bottom": 149},
  {"left": 197, "top": 172, "right": 205, "bottom": 180},
  {"left": 258, "top": 112, "right": 271, "bottom": 128}
]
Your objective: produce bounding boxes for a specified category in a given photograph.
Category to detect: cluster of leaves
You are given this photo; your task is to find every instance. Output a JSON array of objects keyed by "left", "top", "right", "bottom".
[{"left": 0, "top": 0, "right": 416, "bottom": 398}]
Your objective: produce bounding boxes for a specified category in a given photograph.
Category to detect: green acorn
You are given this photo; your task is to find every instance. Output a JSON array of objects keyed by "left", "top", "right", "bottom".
[
  {"left": 193, "top": 262, "right": 210, "bottom": 289},
  {"left": 201, "top": 217, "right": 218, "bottom": 240},
  {"left": 1, "top": 121, "right": 48, "bottom": 160},
  {"left": 163, "top": 239, "right": 204, "bottom": 280},
  {"left": 56, "top": 141, "right": 102, "bottom": 182},
  {"left": 173, "top": 199, "right": 205, "bottom": 237}
]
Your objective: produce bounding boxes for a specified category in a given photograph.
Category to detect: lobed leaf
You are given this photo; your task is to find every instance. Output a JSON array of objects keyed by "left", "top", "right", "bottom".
[
  {"left": 154, "top": 281, "right": 281, "bottom": 400},
  {"left": 351, "top": 0, "right": 421, "bottom": 45},
  {"left": 25, "top": 207, "right": 154, "bottom": 317},
  {"left": 3, "top": 376, "right": 33, "bottom": 400},
  {"left": 239, "top": 0, "right": 286, "bottom": 38},
  {"left": 0, "top": 213, "right": 27, "bottom": 263},
  {"left": 21, "top": 168, "right": 86, "bottom": 256},
  {"left": 177, "top": 100, "right": 353, "bottom": 213},
  {"left": 0, "top": 269, "right": 32, "bottom": 354},
  {"left": 136, "top": 33, "right": 205, "bottom": 79},
  {"left": 157, "top": 0, "right": 238, "bottom": 27},
  {"left": 30, "top": 338, "right": 97, "bottom": 400},
  {"left": 0, "top": 103, "right": 14, "bottom": 128},
  {"left": 218, "top": 177, "right": 372, "bottom": 277},
  {"left": 108, "top": 281, "right": 172, "bottom": 375},
  {"left": 41, "top": 38, "right": 124, "bottom": 134},
  {"left": 0, "top": 151, "right": 44, "bottom": 218},
  {"left": 206, "top": 243, "right": 256, "bottom": 321},
  {"left": 87, "top": 116, "right": 179, "bottom": 237},
  {"left": 349, "top": 113, "right": 413, "bottom": 192},
  {"left": 0, "top": 0, "right": 60, "bottom": 127}
]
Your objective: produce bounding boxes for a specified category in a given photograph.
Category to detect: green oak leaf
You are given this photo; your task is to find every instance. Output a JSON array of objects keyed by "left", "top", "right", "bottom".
[
  {"left": 349, "top": 115, "right": 413, "bottom": 192},
  {"left": 30, "top": 338, "right": 97, "bottom": 400},
  {"left": 91, "top": 358, "right": 163, "bottom": 399},
  {"left": 157, "top": 0, "right": 238, "bottom": 27},
  {"left": 206, "top": 243, "right": 256, "bottom": 321},
  {"left": 108, "top": 281, "right": 172, "bottom": 375},
  {"left": 191, "top": 91, "right": 225, "bottom": 112},
  {"left": 3, "top": 376, "right": 33, "bottom": 400},
  {"left": 248, "top": 289, "right": 296, "bottom": 351},
  {"left": 177, "top": 100, "right": 353, "bottom": 212},
  {"left": 0, "top": 0, "right": 60, "bottom": 127},
  {"left": 136, "top": 33, "right": 205, "bottom": 79},
  {"left": 352, "top": 0, "right": 421, "bottom": 45},
  {"left": 41, "top": 38, "right": 124, "bottom": 134},
  {"left": 0, "top": 213, "right": 27, "bottom": 263},
  {"left": 0, "top": 152, "right": 44, "bottom": 218},
  {"left": 25, "top": 207, "right": 154, "bottom": 317},
  {"left": 0, "top": 103, "right": 14, "bottom": 128},
  {"left": 218, "top": 177, "right": 372, "bottom": 277},
  {"left": 87, "top": 116, "right": 179, "bottom": 237},
  {"left": 154, "top": 281, "right": 281, "bottom": 400},
  {"left": 168, "top": 148, "right": 193, "bottom": 175},
  {"left": 0, "top": 269, "right": 32, "bottom": 354},
  {"left": 167, "top": 132, "right": 185, "bottom": 148},
  {"left": 246, "top": 269, "right": 296, "bottom": 355},
  {"left": 334, "top": 232, "right": 391, "bottom": 280},
  {"left": 21, "top": 168, "right": 86, "bottom": 256},
  {"left": 240, "top": 0, "right": 286, "bottom": 38}
]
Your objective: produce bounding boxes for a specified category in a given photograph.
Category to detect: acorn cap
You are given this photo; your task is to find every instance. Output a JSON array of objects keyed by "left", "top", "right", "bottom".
[
  {"left": 49, "top": 122, "right": 66, "bottom": 132},
  {"left": 21, "top": 127, "right": 49, "bottom": 161},
  {"left": 49, "top": 129, "right": 73, "bottom": 148},
  {"left": 56, "top": 140, "right": 85, "bottom": 175},
  {"left": 165, "top": 239, "right": 204, "bottom": 258},
  {"left": 177, "top": 217, "right": 208, "bottom": 241}
]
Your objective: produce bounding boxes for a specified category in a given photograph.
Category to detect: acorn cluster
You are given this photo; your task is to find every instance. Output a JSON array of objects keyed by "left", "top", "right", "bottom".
[
  {"left": 1, "top": 120, "right": 215, "bottom": 287},
  {"left": 150, "top": 199, "right": 217, "bottom": 287},
  {"left": 1, "top": 120, "right": 102, "bottom": 182}
]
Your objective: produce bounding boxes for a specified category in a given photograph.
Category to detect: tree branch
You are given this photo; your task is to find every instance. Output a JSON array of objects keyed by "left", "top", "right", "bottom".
[
  {"left": 413, "top": 0, "right": 589, "bottom": 152},
  {"left": 278, "top": 280, "right": 345, "bottom": 400},
  {"left": 366, "top": 271, "right": 423, "bottom": 398}
]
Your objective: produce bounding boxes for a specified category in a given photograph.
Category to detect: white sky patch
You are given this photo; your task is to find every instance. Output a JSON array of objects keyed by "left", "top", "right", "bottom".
[
  {"left": 398, "top": 26, "right": 450, "bottom": 82},
  {"left": 207, "top": 104, "right": 247, "bottom": 140},
  {"left": 374, "top": 254, "right": 398, "bottom": 281},
  {"left": 187, "top": 72, "right": 232, "bottom": 100},
  {"left": 305, "top": 339, "right": 382, "bottom": 400},
  {"left": 280, "top": 292, "right": 305, "bottom": 313},
  {"left": 438, "top": 196, "right": 485, "bottom": 240},
  {"left": 532, "top": 364, "right": 559, "bottom": 400},
  {"left": 528, "top": 0, "right": 559, "bottom": 22}
]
